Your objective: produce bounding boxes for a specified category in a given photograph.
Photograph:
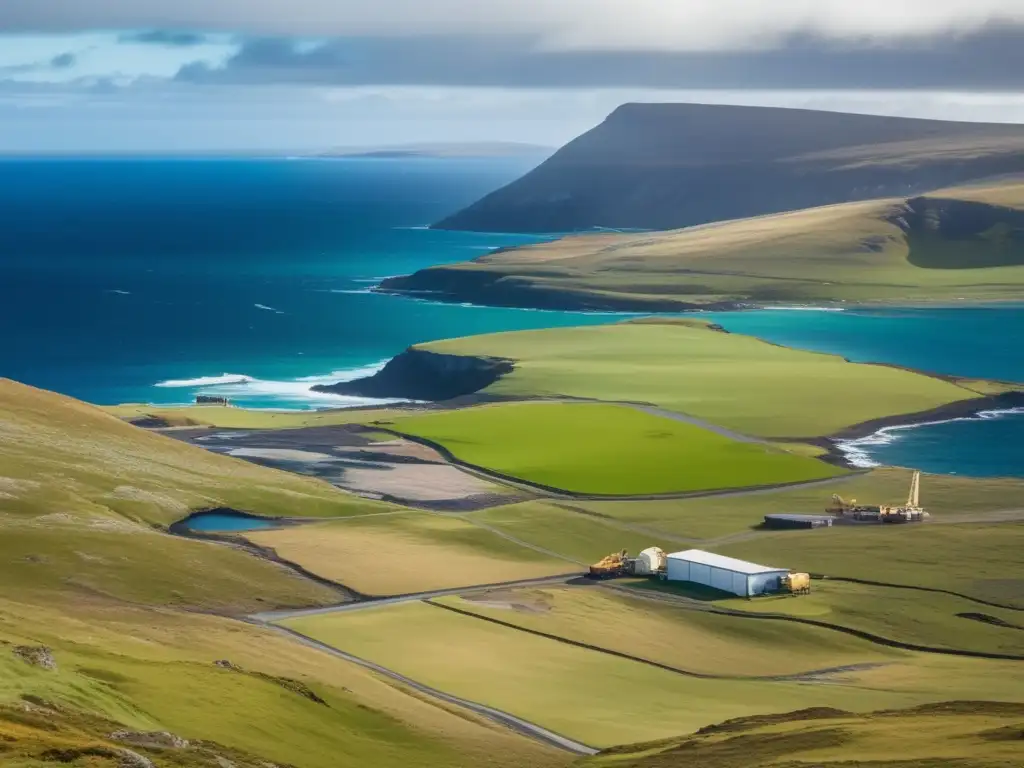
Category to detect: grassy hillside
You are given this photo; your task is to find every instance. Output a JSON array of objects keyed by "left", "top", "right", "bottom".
[
  {"left": 387, "top": 182, "right": 1024, "bottom": 310},
  {"left": 582, "top": 701, "right": 1024, "bottom": 768},
  {"left": 0, "top": 379, "right": 572, "bottom": 768},
  {"left": 417, "top": 322, "right": 980, "bottom": 438},
  {"left": 434, "top": 102, "right": 1024, "bottom": 235},
  {"left": 0, "top": 378, "right": 390, "bottom": 526},
  {"left": 392, "top": 403, "right": 845, "bottom": 495}
]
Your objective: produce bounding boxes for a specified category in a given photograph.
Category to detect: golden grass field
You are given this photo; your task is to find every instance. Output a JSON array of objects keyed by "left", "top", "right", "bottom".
[
  {"left": 245, "top": 512, "right": 575, "bottom": 595},
  {"left": 282, "top": 601, "right": 1024, "bottom": 749}
]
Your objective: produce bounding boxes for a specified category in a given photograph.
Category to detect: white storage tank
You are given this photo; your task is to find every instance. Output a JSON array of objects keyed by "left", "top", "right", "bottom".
[
  {"left": 665, "top": 549, "right": 789, "bottom": 597},
  {"left": 633, "top": 547, "right": 667, "bottom": 576}
]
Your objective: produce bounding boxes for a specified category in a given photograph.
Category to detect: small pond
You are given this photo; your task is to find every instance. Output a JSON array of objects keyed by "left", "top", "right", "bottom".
[{"left": 183, "top": 511, "right": 283, "bottom": 532}]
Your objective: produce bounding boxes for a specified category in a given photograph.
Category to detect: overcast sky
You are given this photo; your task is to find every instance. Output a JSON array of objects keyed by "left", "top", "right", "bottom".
[{"left": 2, "top": 0, "right": 1024, "bottom": 152}]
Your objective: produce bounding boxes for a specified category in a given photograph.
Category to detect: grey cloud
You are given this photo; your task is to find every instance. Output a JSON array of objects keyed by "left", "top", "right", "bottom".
[
  {"left": 0, "top": 51, "right": 79, "bottom": 76},
  {"left": 2, "top": 0, "right": 1024, "bottom": 52},
  {"left": 118, "top": 29, "right": 210, "bottom": 46},
  {"left": 176, "top": 25, "right": 1024, "bottom": 90}
]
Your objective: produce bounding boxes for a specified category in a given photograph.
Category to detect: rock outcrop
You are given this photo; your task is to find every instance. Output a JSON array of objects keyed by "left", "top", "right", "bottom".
[
  {"left": 435, "top": 103, "right": 1024, "bottom": 233},
  {"left": 13, "top": 646, "right": 57, "bottom": 671},
  {"left": 312, "top": 349, "right": 514, "bottom": 402},
  {"left": 110, "top": 731, "right": 190, "bottom": 750}
]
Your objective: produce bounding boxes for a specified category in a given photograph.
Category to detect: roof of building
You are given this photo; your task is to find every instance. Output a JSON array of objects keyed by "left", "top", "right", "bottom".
[
  {"left": 765, "top": 514, "right": 835, "bottom": 522},
  {"left": 666, "top": 549, "right": 788, "bottom": 576}
]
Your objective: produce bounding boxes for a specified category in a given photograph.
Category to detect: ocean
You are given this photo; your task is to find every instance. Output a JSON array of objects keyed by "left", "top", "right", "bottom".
[{"left": 0, "top": 157, "right": 1020, "bottom": 476}]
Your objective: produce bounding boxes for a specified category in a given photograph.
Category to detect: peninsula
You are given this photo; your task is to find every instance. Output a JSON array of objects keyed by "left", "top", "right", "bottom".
[{"left": 380, "top": 180, "right": 1024, "bottom": 311}]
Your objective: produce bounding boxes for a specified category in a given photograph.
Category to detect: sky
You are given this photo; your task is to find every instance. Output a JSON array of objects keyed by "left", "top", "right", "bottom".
[{"left": 2, "top": 1, "right": 1024, "bottom": 152}]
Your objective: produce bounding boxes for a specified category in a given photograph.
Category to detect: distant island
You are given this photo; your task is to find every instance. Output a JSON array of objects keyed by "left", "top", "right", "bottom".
[
  {"left": 434, "top": 103, "right": 1024, "bottom": 233},
  {"left": 317, "top": 142, "right": 553, "bottom": 160}
]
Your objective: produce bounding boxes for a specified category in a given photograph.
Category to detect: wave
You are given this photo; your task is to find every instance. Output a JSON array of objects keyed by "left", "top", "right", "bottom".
[
  {"left": 835, "top": 407, "right": 1024, "bottom": 468},
  {"left": 329, "top": 288, "right": 375, "bottom": 295},
  {"left": 152, "top": 361, "right": 398, "bottom": 409},
  {"left": 254, "top": 304, "right": 285, "bottom": 314},
  {"left": 106, "top": 289, "right": 132, "bottom": 296},
  {"left": 156, "top": 374, "right": 254, "bottom": 388}
]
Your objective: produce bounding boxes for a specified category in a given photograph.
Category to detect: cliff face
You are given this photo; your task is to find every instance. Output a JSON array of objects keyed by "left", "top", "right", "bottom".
[
  {"left": 434, "top": 103, "right": 1024, "bottom": 233},
  {"left": 311, "top": 348, "right": 514, "bottom": 401}
]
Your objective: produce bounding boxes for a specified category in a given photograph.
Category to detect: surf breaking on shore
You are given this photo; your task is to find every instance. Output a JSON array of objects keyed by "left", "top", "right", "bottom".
[
  {"left": 152, "top": 362, "right": 409, "bottom": 410},
  {"left": 836, "top": 407, "right": 1024, "bottom": 469}
]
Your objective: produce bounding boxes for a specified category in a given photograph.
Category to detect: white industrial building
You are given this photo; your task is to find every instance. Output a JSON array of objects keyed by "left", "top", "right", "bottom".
[{"left": 665, "top": 550, "right": 790, "bottom": 597}]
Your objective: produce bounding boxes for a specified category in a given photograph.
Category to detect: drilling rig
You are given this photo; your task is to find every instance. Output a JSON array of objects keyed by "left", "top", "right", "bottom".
[
  {"left": 879, "top": 470, "right": 928, "bottom": 523},
  {"left": 826, "top": 471, "right": 927, "bottom": 523}
]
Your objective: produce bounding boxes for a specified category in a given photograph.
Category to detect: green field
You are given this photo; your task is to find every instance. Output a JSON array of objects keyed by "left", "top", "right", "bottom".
[
  {"left": 282, "top": 601, "right": 1024, "bottom": 749},
  {"left": 246, "top": 512, "right": 574, "bottom": 595},
  {"left": 393, "top": 181, "right": 1024, "bottom": 310},
  {"left": 468, "top": 502, "right": 679, "bottom": 564},
  {"left": 436, "top": 585, "right": 903, "bottom": 677},
  {"left": 420, "top": 323, "right": 980, "bottom": 437},
  {"left": 717, "top": 521, "right": 1024, "bottom": 608},
  {"left": 281, "top": 602, "right": 938, "bottom": 748},
  {"left": 393, "top": 402, "right": 845, "bottom": 494},
  {"left": 576, "top": 468, "right": 1024, "bottom": 541}
]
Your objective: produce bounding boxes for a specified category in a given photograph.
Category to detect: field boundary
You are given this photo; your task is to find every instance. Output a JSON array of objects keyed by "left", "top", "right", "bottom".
[{"left": 424, "top": 599, "right": 890, "bottom": 683}]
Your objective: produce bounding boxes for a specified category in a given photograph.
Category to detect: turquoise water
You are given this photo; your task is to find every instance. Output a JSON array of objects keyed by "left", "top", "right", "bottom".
[
  {"left": 0, "top": 158, "right": 1020, "bottom": 476},
  {"left": 0, "top": 157, "right": 620, "bottom": 409},
  {"left": 184, "top": 512, "right": 282, "bottom": 532}
]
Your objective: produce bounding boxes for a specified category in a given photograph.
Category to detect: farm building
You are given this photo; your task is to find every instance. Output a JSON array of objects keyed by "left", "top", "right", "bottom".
[
  {"left": 764, "top": 513, "right": 834, "bottom": 530},
  {"left": 665, "top": 550, "right": 790, "bottom": 597}
]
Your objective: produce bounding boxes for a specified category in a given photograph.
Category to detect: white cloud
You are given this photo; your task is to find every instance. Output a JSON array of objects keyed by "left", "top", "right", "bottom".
[{"left": 3, "top": 0, "right": 1024, "bottom": 50}]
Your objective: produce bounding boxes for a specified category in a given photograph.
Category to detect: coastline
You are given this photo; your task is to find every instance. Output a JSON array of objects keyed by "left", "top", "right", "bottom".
[{"left": 817, "top": 393, "right": 1024, "bottom": 470}]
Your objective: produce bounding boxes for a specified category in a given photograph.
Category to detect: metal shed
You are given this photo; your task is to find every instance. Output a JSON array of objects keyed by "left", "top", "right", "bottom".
[
  {"left": 764, "top": 513, "right": 834, "bottom": 530},
  {"left": 665, "top": 549, "right": 789, "bottom": 597}
]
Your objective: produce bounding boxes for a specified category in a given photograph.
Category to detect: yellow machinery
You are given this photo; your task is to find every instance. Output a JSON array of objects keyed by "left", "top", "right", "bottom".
[
  {"left": 588, "top": 548, "right": 668, "bottom": 580},
  {"left": 826, "top": 471, "right": 927, "bottom": 523},
  {"left": 879, "top": 470, "right": 928, "bottom": 523},
  {"left": 780, "top": 572, "right": 811, "bottom": 595},
  {"left": 588, "top": 550, "right": 629, "bottom": 580}
]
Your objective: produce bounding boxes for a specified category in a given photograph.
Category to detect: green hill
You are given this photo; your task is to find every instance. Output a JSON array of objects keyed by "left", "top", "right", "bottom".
[{"left": 383, "top": 181, "right": 1024, "bottom": 311}]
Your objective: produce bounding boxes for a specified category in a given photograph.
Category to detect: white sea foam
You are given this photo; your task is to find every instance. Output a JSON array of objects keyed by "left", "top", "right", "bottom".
[
  {"left": 329, "top": 288, "right": 375, "bottom": 295},
  {"left": 153, "top": 361, "right": 401, "bottom": 409},
  {"left": 254, "top": 303, "right": 285, "bottom": 314},
  {"left": 106, "top": 289, "right": 132, "bottom": 296},
  {"left": 835, "top": 407, "right": 1024, "bottom": 468},
  {"left": 156, "top": 374, "right": 254, "bottom": 388}
]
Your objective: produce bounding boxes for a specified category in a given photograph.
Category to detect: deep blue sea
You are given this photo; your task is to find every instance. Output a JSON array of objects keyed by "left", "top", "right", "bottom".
[{"left": 0, "top": 157, "right": 1020, "bottom": 476}]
